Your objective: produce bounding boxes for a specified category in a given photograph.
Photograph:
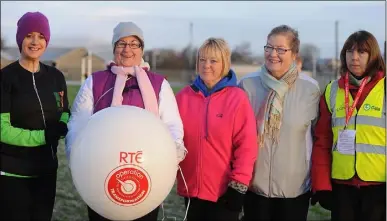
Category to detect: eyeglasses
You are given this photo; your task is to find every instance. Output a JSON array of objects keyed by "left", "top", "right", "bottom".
[
  {"left": 264, "top": 45, "right": 291, "bottom": 54},
  {"left": 115, "top": 41, "right": 142, "bottom": 49}
]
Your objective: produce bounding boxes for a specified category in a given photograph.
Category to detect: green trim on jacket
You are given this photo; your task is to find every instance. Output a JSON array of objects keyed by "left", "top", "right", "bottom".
[
  {"left": 1, "top": 171, "right": 35, "bottom": 178},
  {"left": 0, "top": 113, "right": 46, "bottom": 147},
  {"left": 60, "top": 112, "right": 70, "bottom": 124}
]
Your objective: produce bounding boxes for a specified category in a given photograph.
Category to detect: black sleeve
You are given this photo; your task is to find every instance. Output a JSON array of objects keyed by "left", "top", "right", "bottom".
[
  {"left": 0, "top": 67, "right": 46, "bottom": 146},
  {"left": 1, "top": 68, "right": 11, "bottom": 114}
]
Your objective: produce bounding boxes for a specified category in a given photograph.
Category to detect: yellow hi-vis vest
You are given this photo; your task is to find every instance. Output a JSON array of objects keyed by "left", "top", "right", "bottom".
[{"left": 325, "top": 78, "right": 386, "bottom": 182}]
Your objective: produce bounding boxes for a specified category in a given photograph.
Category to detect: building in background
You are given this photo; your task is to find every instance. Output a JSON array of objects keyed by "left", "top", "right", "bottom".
[
  {"left": 1, "top": 47, "right": 106, "bottom": 81},
  {"left": 1, "top": 51, "right": 13, "bottom": 68}
]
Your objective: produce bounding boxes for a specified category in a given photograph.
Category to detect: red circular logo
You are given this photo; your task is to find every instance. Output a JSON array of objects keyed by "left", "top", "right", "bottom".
[{"left": 104, "top": 164, "right": 151, "bottom": 206}]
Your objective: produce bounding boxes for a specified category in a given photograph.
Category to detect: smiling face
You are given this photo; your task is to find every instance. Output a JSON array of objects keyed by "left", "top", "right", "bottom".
[
  {"left": 20, "top": 32, "right": 47, "bottom": 60},
  {"left": 113, "top": 36, "right": 143, "bottom": 67},
  {"left": 198, "top": 49, "right": 224, "bottom": 89},
  {"left": 264, "top": 34, "right": 296, "bottom": 79},
  {"left": 196, "top": 38, "right": 231, "bottom": 89}
]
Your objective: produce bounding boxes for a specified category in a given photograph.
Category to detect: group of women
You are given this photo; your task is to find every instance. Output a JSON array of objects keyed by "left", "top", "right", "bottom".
[{"left": 1, "top": 11, "right": 385, "bottom": 221}]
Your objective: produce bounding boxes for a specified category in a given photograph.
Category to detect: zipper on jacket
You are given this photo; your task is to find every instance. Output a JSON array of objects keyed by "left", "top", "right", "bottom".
[
  {"left": 197, "top": 127, "right": 202, "bottom": 196},
  {"left": 197, "top": 94, "right": 211, "bottom": 197},
  {"left": 204, "top": 97, "right": 211, "bottom": 139},
  {"left": 197, "top": 135, "right": 201, "bottom": 196},
  {"left": 200, "top": 96, "right": 211, "bottom": 196},
  {"left": 197, "top": 98, "right": 205, "bottom": 196},
  {"left": 32, "top": 72, "right": 54, "bottom": 159}
]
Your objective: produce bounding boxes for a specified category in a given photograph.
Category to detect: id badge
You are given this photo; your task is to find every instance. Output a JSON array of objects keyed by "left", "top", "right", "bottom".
[{"left": 337, "top": 129, "right": 356, "bottom": 155}]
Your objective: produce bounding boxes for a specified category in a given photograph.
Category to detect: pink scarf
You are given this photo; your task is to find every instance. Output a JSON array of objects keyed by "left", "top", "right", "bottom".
[{"left": 109, "top": 62, "right": 159, "bottom": 116}]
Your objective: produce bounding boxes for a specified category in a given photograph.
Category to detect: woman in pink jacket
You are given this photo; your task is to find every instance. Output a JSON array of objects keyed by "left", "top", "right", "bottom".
[{"left": 176, "top": 38, "right": 258, "bottom": 221}]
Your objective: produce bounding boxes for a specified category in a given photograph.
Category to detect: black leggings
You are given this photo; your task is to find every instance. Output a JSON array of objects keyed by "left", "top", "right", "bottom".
[
  {"left": 184, "top": 197, "right": 241, "bottom": 221},
  {"left": 243, "top": 191, "right": 311, "bottom": 221},
  {"left": 0, "top": 174, "right": 57, "bottom": 221},
  {"left": 331, "top": 183, "right": 386, "bottom": 221},
  {"left": 87, "top": 205, "right": 160, "bottom": 221}
]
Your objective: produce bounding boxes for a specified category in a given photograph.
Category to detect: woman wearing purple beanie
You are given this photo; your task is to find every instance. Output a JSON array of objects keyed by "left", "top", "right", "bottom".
[{"left": 0, "top": 12, "right": 69, "bottom": 220}]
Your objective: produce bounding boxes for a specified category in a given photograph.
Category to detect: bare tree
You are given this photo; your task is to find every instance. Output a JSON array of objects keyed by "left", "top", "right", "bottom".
[
  {"left": 299, "top": 43, "right": 320, "bottom": 71},
  {"left": 231, "top": 41, "right": 253, "bottom": 64},
  {"left": 181, "top": 45, "right": 198, "bottom": 70}
]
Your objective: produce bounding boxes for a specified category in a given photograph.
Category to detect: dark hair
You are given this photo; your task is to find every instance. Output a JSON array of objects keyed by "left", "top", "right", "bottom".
[
  {"left": 267, "top": 25, "right": 300, "bottom": 54},
  {"left": 340, "top": 30, "right": 385, "bottom": 77}
]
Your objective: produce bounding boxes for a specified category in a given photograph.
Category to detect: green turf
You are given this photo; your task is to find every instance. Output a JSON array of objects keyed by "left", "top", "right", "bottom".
[
  {"left": 53, "top": 85, "right": 330, "bottom": 220},
  {"left": 67, "top": 86, "right": 80, "bottom": 106}
]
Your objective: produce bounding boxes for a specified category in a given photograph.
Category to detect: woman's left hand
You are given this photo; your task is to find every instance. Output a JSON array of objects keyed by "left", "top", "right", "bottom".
[{"left": 217, "top": 187, "right": 245, "bottom": 211}]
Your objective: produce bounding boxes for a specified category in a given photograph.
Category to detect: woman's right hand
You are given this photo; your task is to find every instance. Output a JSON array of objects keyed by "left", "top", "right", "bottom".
[{"left": 176, "top": 142, "right": 187, "bottom": 163}]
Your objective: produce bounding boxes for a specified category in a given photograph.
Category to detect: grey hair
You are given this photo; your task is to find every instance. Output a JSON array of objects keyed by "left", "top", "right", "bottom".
[{"left": 267, "top": 25, "right": 300, "bottom": 54}]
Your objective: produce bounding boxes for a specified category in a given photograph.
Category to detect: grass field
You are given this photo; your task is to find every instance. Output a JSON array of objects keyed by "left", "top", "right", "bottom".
[{"left": 52, "top": 85, "right": 330, "bottom": 221}]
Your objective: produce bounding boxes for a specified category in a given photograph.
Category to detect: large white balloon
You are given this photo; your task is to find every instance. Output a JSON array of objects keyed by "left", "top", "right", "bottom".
[{"left": 70, "top": 106, "right": 177, "bottom": 220}]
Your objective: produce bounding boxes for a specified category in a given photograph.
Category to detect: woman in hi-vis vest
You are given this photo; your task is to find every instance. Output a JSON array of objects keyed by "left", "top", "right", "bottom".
[{"left": 311, "top": 30, "right": 386, "bottom": 221}]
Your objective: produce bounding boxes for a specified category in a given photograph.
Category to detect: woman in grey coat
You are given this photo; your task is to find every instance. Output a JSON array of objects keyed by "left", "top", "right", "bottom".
[{"left": 238, "top": 25, "right": 321, "bottom": 221}]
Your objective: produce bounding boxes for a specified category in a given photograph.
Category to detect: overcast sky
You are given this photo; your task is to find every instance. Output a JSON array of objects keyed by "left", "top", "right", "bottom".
[{"left": 1, "top": 1, "right": 385, "bottom": 58}]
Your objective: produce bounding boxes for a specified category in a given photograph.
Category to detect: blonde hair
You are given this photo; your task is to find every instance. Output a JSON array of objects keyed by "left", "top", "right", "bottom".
[{"left": 196, "top": 38, "right": 231, "bottom": 77}]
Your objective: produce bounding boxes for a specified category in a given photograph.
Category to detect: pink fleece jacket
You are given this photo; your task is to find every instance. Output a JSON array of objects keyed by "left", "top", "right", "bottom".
[{"left": 176, "top": 85, "right": 258, "bottom": 202}]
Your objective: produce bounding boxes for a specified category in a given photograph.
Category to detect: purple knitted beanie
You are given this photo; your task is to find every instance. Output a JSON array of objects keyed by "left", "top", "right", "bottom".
[{"left": 16, "top": 12, "right": 50, "bottom": 51}]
